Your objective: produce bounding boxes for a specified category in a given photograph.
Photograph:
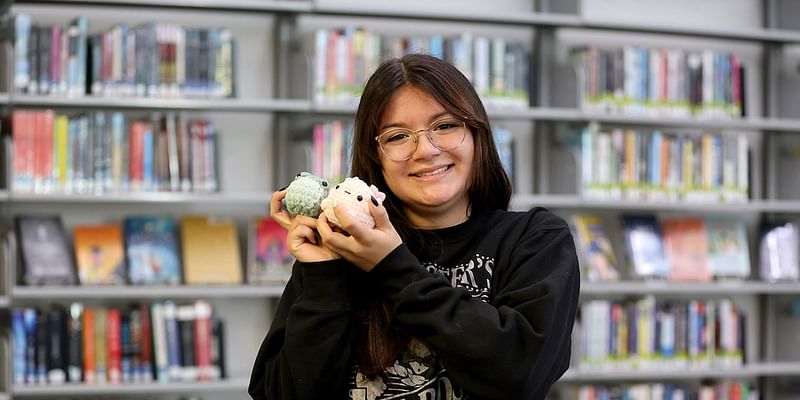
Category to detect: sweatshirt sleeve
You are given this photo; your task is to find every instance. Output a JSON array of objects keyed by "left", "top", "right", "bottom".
[
  {"left": 248, "top": 259, "right": 355, "bottom": 400},
  {"left": 370, "top": 215, "right": 580, "bottom": 399}
]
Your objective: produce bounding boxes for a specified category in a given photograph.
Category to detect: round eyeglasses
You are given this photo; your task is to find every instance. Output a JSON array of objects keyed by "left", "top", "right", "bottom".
[{"left": 374, "top": 118, "right": 467, "bottom": 161}]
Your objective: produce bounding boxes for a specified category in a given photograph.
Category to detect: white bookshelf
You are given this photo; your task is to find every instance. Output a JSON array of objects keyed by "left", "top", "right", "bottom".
[
  {"left": 581, "top": 281, "right": 800, "bottom": 296},
  {"left": 561, "top": 362, "right": 800, "bottom": 383},
  {"left": 11, "top": 377, "right": 250, "bottom": 396},
  {"left": 8, "top": 191, "right": 271, "bottom": 205},
  {"left": 11, "top": 284, "right": 285, "bottom": 299},
  {"left": 9, "top": 95, "right": 311, "bottom": 113}
]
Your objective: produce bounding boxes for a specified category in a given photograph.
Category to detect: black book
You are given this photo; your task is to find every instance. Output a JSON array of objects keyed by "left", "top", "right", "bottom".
[
  {"left": 15, "top": 215, "right": 77, "bottom": 286},
  {"left": 46, "top": 306, "right": 67, "bottom": 384},
  {"left": 210, "top": 318, "right": 225, "bottom": 379},
  {"left": 67, "top": 303, "right": 83, "bottom": 383},
  {"left": 35, "top": 309, "right": 47, "bottom": 384},
  {"left": 178, "top": 305, "right": 196, "bottom": 382}
]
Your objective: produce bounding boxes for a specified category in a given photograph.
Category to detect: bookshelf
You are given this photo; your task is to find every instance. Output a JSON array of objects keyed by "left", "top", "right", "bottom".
[{"left": 1, "top": 0, "right": 800, "bottom": 399}]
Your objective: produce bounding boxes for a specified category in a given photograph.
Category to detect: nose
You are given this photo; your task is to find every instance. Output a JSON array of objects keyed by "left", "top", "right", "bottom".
[{"left": 411, "top": 130, "right": 441, "bottom": 159}]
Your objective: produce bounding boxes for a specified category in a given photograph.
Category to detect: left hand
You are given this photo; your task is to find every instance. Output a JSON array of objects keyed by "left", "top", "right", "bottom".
[{"left": 317, "top": 198, "right": 402, "bottom": 272}]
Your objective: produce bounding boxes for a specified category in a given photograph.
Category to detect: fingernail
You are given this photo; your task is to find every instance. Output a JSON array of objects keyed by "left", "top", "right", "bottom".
[
  {"left": 371, "top": 196, "right": 379, "bottom": 207},
  {"left": 278, "top": 186, "right": 287, "bottom": 191}
]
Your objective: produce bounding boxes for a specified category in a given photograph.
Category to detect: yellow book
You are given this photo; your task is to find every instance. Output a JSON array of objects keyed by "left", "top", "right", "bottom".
[
  {"left": 54, "top": 115, "right": 68, "bottom": 187},
  {"left": 181, "top": 216, "right": 242, "bottom": 285}
]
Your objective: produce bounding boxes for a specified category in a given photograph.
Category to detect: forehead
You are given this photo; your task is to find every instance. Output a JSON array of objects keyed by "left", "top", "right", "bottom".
[{"left": 380, "top": 85, "right": 447, "bottom": 126}]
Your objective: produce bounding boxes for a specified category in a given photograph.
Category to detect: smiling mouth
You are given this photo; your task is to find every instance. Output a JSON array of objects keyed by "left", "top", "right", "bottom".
[{"left": 412, "top": 165, "right": 453, "bottom": 177}]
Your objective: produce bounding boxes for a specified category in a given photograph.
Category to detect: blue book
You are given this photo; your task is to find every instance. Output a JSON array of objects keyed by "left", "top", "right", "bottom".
[
  {"left": 622, "top": 215, "right": 669, "bottom": 279},
  {"left": 124, "top": 216, "right": 182, "bottom": 285},
  {"left": 12, "top": 309, "right": 27, "bottom": 385}
]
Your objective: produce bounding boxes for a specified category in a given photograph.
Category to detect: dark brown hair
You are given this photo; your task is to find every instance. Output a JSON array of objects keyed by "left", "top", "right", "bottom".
[{"left": 350, "top": 53, "right": 512, "bottom": 376}]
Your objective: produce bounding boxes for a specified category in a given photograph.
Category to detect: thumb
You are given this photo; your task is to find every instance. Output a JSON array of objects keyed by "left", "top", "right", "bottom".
[{"left": 369, "top": 195, "right": 392, "bottom": 230}]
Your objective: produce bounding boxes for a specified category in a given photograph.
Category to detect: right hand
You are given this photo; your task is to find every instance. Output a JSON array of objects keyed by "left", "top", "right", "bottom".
[
  {"left": 287, "top": 215, "right": 341, "bottom": 262},
  {"left": 269, "top": 190, "right": 293, "bottom": 230}
]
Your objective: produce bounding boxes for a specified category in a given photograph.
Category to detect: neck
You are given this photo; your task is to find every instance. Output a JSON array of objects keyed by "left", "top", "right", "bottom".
[{"left": 404, "top": 206, "right": 470, "bottom": 230}]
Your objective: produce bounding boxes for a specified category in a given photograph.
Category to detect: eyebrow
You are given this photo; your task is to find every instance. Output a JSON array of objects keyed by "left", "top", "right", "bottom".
[{"left": 380, "top": 111, "right": 452, "bottom": 131}]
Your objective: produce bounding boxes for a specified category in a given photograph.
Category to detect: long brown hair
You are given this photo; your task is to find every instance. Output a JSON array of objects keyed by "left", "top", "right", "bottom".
[{"left": 350, "top": 53, "right": 512, "bottom": 376}]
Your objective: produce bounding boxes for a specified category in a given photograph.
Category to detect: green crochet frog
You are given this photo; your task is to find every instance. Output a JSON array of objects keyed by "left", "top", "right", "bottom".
[{"left": 284, "top": 172, "right": 330, "bottom": 218}]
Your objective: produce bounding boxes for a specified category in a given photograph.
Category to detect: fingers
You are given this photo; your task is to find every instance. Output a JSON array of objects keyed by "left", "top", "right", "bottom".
[
  {"left": 368, "top": 196, "right": 391, "bottom": 230},
  {"left": 317, "top": 212, "right": 348, "bottom": 249},
  {"left": 332, "top": 203, "right": 369, "bottom": 239},
  {"left": 269, "top": 190, "right": 291, "bottom": 229}
]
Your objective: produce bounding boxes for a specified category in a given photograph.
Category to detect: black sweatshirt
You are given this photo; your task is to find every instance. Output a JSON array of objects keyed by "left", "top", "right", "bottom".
[{"left": 248, "top": 207, "right": 580, "bottom": 400}]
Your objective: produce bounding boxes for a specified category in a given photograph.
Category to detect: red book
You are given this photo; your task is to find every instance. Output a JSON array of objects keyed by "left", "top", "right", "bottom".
[
  {"left": 193, "top": 300, "right": 213, "bottom": 380},
  {"left": 139, "top": 304, "right": 153, "bottom": 382},
  {"left": 82, "top": 307, "right": 96, "bottom": 384},
  {"left": 107, "top": 308, "right": 122, "bottom": 384}
]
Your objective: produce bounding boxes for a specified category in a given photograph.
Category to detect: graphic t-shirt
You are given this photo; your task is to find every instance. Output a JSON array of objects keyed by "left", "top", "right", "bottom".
[{"left": 348, "top": 252, "right": 496, "bottom": 400}]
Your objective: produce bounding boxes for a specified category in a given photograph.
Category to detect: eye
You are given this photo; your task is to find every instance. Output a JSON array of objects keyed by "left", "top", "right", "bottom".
[
  {"left": 335, "top": 185, "right": 340, "bottom": 189},
  {"left": 295, "top": 173, "right": 301, "bottom": 177},
  {"left": 322, "top": 181, "right": 328, "bottom": 187},
  {"left": 432, "top": 120, "right": 460, "bottom": 131},
  {"left": 383, "top": 130, "right": 411, "bottom": 143},
  {"left": 357, "top": 195, "right": 363, "bottom": 201}
]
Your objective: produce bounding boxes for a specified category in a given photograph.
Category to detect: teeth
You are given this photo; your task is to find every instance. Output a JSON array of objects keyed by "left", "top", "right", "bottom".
[{"left": 417, "top": 166, "right": 449, "bottom": 177}]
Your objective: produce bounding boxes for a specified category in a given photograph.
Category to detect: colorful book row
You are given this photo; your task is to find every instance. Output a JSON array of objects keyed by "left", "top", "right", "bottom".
[
  {"left": 571, "top": 381, "right": 756, "bottom": 400},
  {"left": 13, "top": 14, "right": 236, "bottom": 99},
  {"left": 574, "top": 46, "right": 745, "bottom": 119},
  {"left": 578, "top": 125, "right": 749, "bottom": 204},
  {"left": 10, "top": 110, "right": 219, "bottom": 195},
  {"left": 313, "top": 27, "right": 530, "bottom": 109},
  {"left": 576, "top": 297, "right": 746, "bottom": 372},
  {"left": 13, "top": 214, "right": 292, "bottom": 287},
  {"left": 12, "top": 301, "right": 226, "bottom": 386}
]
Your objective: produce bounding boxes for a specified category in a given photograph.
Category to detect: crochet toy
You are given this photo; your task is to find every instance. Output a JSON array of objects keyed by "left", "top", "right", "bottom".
[
  {"left": 320, "top": 177, "right": 386, "bottom": 229},
  {"left": 283, "top": 172, "right": 330, "bottom": 218}
]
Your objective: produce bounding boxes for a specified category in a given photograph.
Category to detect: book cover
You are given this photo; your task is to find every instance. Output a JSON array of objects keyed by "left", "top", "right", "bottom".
[
  {"left": 247, "top": 217, "right": 293, "bottom": 284},
  {"left": 570, "top": 215, "right": 619, "bottom": 281},
  {"left": 181, "top": 215, "right": 242, "bottom": 285},
  {"left": 46, "top": 306, "right": 67, "bottom": 384},
  {"left": 15, "top": 215, "right": 77, "bottom": 286},
  {"left": 82, "top": 307, "right": 96, "bottom": 384},
  {"left": 661, "top": 217, "right": 712, "bottom": 282},
  {"left": 12, "top": 309, "right": 27, "bottom": 385},
  {"left": 67, "top": 303, "right": 83, "bottom": 383},
  {"left": 622, "top": 215, "right": 669, "bottom": 279},
  {"left": 759, "top": 222, "right": 800, "bottom": 282},
  {"left": 124, "top": 216, "right": 182, "bottom": 285},
  {"left": 73, "top": 223, "right": 126, "bottom": 285},
  {"left": 705, "top": 218, "right": 750, "bottom": 279}
]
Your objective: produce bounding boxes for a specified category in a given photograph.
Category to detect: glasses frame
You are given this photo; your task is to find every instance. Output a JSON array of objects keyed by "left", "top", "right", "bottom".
[{"left": 374, "top": 118, "right": 467, "bottom": 161}]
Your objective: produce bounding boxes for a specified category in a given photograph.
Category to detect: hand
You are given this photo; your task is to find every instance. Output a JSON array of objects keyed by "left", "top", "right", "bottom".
[
  {"left": 287, "top": 215, "right": 341, "bottom": 263},
  {"left": 269, "top": 189, "right": 293, "bottom": 230},
  {"left": 317, "top": 198, "right": 402, "bottom": 272}
]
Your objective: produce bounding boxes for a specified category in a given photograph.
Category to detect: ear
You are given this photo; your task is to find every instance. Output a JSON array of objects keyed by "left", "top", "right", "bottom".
[{"left": 370, "top": 185, "right": 386, "bottom": 202}]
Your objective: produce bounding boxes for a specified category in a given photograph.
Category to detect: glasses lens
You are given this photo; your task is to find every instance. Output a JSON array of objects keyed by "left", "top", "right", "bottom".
[
  {"left": 429, "top": 119, "right": 465, "bottom": 151},
  {"left": 377, "top": 119, "right": 465, "bottom": 161},
  {"left": 379, "top": 129, "right": 416, "bottom": 160}
]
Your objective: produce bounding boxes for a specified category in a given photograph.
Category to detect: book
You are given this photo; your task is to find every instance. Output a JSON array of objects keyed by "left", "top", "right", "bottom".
[
  {"left": 124, "top": 216, "right": 182, "bottom": 285},
  {"left": 247, "top": 217, "right": 293, "bottom": 284},
  {"left": 46, "top": 306, "right": 67, "bottom": 384},
  {"left": 661, "top": 217, "right": 712, "bottom": 282},
  {"left": 570, "top": 215, "right": 619, "bottom": 281},
  {"left": 705, "top": 218, "right": 751, "bottom": 279},
  {"left": 622, "top": 215, "right": 669, "bottom": 279},
  {"left": 73, "top": 223, "right": 126, "bottom": 285},
  {"left": 15, "top": 215, "right": 77, "bottom": 286},
  {"left": 67, "top": 303, "right": 83, "bottom": 383},
  {"left": 181, "top": 215, "right": 242, "bottom": 285},
  {"left": 759, "top": 222, "right": 800, "bottom": 282}
]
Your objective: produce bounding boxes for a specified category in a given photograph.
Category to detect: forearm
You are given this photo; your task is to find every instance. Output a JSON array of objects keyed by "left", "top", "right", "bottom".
[
  {"left": 249, "top": 261, "right": 355, "bottom": 400},
  {"left": 371, "top": 229, "right": 580, "bottom": 398}
]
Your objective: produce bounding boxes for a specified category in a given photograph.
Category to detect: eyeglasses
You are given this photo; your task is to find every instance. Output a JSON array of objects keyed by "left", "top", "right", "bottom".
[{"left": 374, "top": 118, "right": 467, "bottom": 161}]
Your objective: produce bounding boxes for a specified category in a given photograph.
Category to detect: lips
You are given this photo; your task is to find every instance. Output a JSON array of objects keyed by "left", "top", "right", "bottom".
[{"left": 411, "top": 164, "right": 453, "bottom": 177}]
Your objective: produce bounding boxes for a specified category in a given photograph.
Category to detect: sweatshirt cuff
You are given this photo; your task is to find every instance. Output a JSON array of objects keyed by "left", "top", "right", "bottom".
[
  {"left": 371, "top": 244, "right": 432, "bottom": 301},
  {"left": 299, "top": 260, "right": 351, "bottom": 305}
]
